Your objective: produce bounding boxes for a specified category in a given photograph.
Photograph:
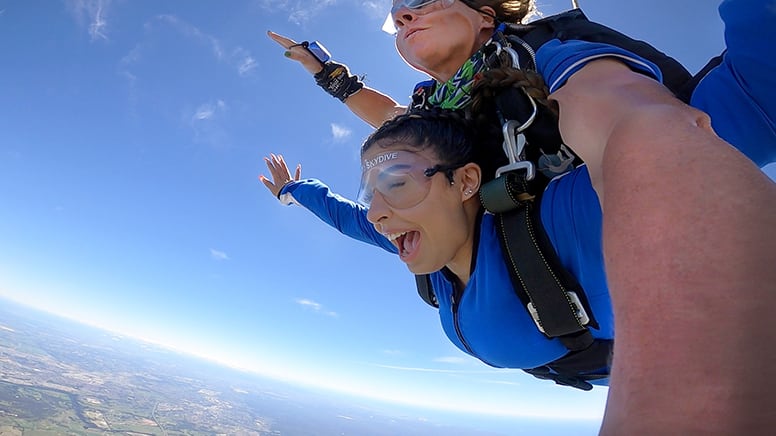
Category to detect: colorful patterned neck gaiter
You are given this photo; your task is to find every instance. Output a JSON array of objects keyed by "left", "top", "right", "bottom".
[{"left": 427, "top": 49, "right": 487, "bottom": 110}]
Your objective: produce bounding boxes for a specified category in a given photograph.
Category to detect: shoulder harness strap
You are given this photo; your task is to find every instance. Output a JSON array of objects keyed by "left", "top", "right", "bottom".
[{"left": 415, "top": 274, "right": 438, "bottom": 308}]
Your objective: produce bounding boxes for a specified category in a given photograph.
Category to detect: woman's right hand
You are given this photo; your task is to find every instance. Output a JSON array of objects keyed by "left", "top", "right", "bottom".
[
  {"left": 267, "top": 31, "right": 326, "bottom": 76},
  {"left": 259, "top": 153, "right": 302, "bottom": 199},
  {"left": 268, "top": 31, "right": 405, "bottom": 129}
]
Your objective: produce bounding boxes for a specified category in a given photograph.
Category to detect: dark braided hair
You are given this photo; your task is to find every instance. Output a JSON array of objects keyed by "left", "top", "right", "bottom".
[
  {"left": 467, "top": 65, "right": 563, "bottom": 181},
  {"left": 471, "top": 66, "right": 559, "bottom": 118},
  {"left": 361, "top": 108, "right": 506, "bottom": 184}
]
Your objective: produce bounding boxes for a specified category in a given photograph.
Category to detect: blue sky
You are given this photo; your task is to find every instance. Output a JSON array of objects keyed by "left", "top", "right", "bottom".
[{"left": 1, "top": 0, "right": 774, "bottom": 430}]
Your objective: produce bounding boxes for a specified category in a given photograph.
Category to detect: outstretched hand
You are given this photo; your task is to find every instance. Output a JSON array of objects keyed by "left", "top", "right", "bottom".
[
  {"left": 267, "top": 31, "right": 325, "bottom": 75},
  {"left": 260, "top": 153, "right": 302, "bottom": 198}
]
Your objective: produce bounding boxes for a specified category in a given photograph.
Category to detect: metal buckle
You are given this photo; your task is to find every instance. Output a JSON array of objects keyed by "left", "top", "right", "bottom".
[
  {"left": 527, "top": 291, "right": 591, "bottom": 334},
  {"left": 486, "top": 36, "right": 523, "bottom": 69},
  {"left": 494, "top": 92, "right": 538, "bottom": 179}
]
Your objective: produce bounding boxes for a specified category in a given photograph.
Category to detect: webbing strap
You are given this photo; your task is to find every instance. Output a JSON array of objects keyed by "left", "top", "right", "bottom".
[
  {"left": 495, "top": 178, "right": 594, "bottom": 351},
  {"left": 415, "top": 274, "right": 438, "bottom": 308},
  {"left": 524, "top": 339, "right": 613, "bottom": 391}
]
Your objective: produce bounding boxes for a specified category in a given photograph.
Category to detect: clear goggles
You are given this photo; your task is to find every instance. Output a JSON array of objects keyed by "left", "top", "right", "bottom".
[
  {"left": 357, "top": 150, "right": 463, "bottom": 209},
  {"left": 381, "top": 0, "right": 456, "bottom": 35}
]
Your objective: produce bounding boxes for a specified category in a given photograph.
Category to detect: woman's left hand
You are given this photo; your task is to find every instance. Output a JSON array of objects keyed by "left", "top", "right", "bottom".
[{"left": 259, "top": 153, "right": 301, "bottom": 198}]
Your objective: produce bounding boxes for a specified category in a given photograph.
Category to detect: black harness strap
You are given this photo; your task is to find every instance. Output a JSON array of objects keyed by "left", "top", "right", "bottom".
[
  {"left": 495, "top": 192, "right": 595, "bottom": 351},
  {"left": 524, "top": 338, "right": 613, "bottom": 391},
  {"left": 477, "top": 161, "right": 598, "bottom": 349},
  {"left": 415, "top": 274, "right": 438, "bottom": 308}
]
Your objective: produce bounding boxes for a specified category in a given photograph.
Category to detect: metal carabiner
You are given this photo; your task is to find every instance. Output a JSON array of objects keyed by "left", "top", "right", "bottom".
[
  {"left": 494, "top": 88, "right": 539, "bottom": 179},
  {"left": 496, "top": 122, "right": 535, "bottom": 179},
  {"left": 502, "top": 119, "right": 526, "bottom": 163},
  {"left": 490, "top": 41, "right": 522, "bottom": 70}
]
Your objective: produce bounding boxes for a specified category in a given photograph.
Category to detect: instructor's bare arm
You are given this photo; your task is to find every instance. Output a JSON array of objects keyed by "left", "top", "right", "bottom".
[
  {"left": 268, "top": 31, "right": 406, "bottom": 128},
  {"left": 343, "top": 89, "right": 407, "bottom": 129},
  {"left": 553, "top": 58, "right": 776, "bottom": 434},
  {"left": 549, "top": 58, "right": 716, "bottom": 204}
]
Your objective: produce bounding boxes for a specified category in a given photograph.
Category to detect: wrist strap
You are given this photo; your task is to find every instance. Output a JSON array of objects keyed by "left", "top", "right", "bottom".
[{"left": 314, "top": 61, "right": 364, "bottom": 102}]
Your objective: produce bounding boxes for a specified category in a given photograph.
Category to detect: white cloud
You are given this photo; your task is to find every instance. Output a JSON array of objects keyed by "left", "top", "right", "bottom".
[
  {"left": 295, "top": 298, "right": 338, "bottom": 317},
  {"left": 191, "top": 100, "right": 227, "bottom": 120},
  {"left": 360, "top": 0, "right": 387, "bottom": 19},
  {"left": 330, "top": 123, "right": 352, "bottom": 141},
  {"left": 256, "top": 0, "right": 367, "bottom": 25},
  {"left": 151, "top": 15, "right": 258, "bottom": 77},
  {"left": 155, "top": 15, "right": 223, "bottom": 58},
  {"left": 193, "top": 101, "right": 225, "bottom": 121},
  {"left": 189, "top": 100, "right": 229, "bottom": 147},
  {"left": 480, "top": 379, "right": 522, "bottom": 386},
  {"left": 372, "top": 363, "right": 480, "bottom": 374},
  {"left": 209, "top": 248, "right": 229, "bottom": 261},
  {"left": 119, "top": 45, "right": 142, "bottom": 68},
  {"left": 117, "top": 45, "right": 141, "bottom": 110},
  {"left": 194, "top": 107, "right": 214, "bottom": 121},
  {"left": 433, "top": 356, "right": 469, "bottom": 364},
  {"left": 296, "top": 298, "right": 321, "bottom": 310},
  {"left": 233, "top": 48, "right": 258, "bottom": 77},
  {"left": 294, "top": 0, "right": 338, "bottom": 25},
  {"left": 238, "top": 56, "right": 257, "bottom": 76},
  {"left": 65, "top": 0, "right": 112, "bottom": 41}
]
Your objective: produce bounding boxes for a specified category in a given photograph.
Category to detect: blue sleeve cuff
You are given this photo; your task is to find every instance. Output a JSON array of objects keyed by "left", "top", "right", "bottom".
[
  {"left": 278, "top": 180, "right": 304, "bottom": 206},
  {"left": 536, "top": 39, "right": 663, "bottom": 93}
]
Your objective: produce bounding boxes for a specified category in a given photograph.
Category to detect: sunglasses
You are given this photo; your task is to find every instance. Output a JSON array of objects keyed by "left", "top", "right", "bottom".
[{"left": 382, "top": 0, "right": 456, "bottom": 35}]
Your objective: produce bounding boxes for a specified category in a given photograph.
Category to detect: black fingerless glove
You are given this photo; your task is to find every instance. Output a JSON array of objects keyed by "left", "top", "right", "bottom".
[{"left": 314, "top": 61, "right": 364, "bottom": 103}]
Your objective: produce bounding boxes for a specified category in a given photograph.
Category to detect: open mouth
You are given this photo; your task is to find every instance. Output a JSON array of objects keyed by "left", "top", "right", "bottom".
[{"left": 387, "top": 230, "right": 421, "bottom": 260}]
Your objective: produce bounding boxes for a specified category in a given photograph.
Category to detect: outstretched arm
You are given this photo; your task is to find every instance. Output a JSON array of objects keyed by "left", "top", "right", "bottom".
[
  {"left": 260, "top": 153, "right": 396, "bottom": 253},
  {"left": 268, "top": 31, "right": 406, "bottom": 128}
]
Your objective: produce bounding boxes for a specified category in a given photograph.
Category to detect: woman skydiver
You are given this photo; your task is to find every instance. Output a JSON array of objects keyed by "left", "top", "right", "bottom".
[{"left": 262, "top": 110, "right": 615, "bottom": 389}]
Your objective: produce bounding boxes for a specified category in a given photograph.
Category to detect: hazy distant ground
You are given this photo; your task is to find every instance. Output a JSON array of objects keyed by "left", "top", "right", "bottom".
[{"left": 0, "top": 298, "right": 600, "bottom": 435}]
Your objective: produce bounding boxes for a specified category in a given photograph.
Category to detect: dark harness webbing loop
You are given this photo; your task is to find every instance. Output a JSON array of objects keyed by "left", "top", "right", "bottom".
[
  {"left": 490, "top": 172, "right": 597, "bottom": 351},
  {"left": 415, "top": 274, "right": 437, "bottom": 308},
  {"left": 524, "top": 339, "right": 613, "bottom": 391}
]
